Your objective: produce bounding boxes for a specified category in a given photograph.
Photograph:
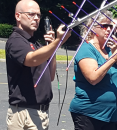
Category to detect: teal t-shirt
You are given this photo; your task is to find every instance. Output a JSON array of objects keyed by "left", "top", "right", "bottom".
[{"left": 69, "top": 42, "right": 117, "bottom": 122}]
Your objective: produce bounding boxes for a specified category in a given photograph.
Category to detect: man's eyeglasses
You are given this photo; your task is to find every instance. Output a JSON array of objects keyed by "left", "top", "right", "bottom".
[{"left": 19, "top": 12, "right": 42, "bottom": 19}]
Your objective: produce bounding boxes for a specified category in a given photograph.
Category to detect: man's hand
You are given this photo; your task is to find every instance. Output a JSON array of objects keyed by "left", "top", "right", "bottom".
[
  {"left": 44, "top": 25, "right": 55, "bottom": 43},
  {"left": 56, "top": 24, "right": 72, "bottom": 45}
]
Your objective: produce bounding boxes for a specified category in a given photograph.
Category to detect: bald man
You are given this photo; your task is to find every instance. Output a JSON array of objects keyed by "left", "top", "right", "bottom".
[{"left": 5, "top": 0, "right": 71, "bottom": 130}]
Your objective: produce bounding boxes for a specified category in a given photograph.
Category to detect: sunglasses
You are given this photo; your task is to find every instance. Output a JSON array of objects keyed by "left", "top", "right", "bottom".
[
  {"left": 94, "top": 24, "right": 113, "bottom": 30},
  {"left": 101, "top": 24, "right": 113, "bottom": 30}
]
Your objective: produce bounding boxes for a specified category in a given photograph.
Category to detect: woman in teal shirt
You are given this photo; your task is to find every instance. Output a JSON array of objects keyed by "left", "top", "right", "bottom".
[{"left": 69, "top": 10, "right": 117, "bottom": 130}]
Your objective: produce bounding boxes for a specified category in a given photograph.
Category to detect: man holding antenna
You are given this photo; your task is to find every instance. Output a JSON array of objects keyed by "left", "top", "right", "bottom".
[{"left": 5, "top": 0, "right": 71, "bottom": 130}]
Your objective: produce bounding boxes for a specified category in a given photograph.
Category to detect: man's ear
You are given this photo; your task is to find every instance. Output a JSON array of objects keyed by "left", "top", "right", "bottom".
[{"left": 15, "top": 12, "right": 21, "bottom": 21}]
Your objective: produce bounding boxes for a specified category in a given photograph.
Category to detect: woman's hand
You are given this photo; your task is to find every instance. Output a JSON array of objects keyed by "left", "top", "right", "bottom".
[{"left": 107, "top": 35, "right": 117, "bottom": 61}]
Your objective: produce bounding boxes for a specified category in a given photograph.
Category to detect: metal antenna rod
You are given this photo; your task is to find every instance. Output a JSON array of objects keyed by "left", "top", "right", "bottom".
[{"left": 68, "top": 0, "right": 117, "bottom": 28}]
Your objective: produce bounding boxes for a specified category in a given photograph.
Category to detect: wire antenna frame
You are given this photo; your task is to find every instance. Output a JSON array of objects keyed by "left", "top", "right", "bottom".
[{"left": 35, "top": 0, "right": 117, "bottom": 88}]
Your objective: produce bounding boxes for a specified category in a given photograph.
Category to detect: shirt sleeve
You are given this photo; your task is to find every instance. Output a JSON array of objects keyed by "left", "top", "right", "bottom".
[
  {"left": 6, "top": 36, "right": 33, "bottom": 66},
  {"left": 75, "top": 42, "right": 98, "bottom": 63}
]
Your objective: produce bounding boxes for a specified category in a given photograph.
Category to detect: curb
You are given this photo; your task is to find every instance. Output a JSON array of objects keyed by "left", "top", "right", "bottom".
[
  {"left": 0, "top": 38, "right": 8, "bottom": 42},
  {"left": 56, "top": 60, "right": 74, "bottom": 64},
  {"left": 0, "top": 40, "right": 6, "bottom": 43},
  {"left": 0, "top": 59, "right": 6, "bottom": 62}
]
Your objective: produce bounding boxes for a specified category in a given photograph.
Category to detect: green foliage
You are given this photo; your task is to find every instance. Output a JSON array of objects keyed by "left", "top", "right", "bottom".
[
  {"left": 0, "top": 24, "right": 13, "bottom": 38},
  {"left": 56, "top": 55, "right": 73, "bottom": 60},
  {"left": 109, "top": 5, "right": 117, "bottom": 18}
]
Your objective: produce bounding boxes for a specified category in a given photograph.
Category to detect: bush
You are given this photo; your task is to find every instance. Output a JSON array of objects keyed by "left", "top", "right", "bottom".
[
  {"left": 0, "top": 24, "right": 13, "bottom": 38},
  {"left": 108, "top": 5, "right": 117, "bottom": 18}
]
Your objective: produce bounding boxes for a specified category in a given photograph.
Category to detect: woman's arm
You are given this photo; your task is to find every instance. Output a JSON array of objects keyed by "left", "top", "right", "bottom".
[{"left": 79, "top": 55, "right": 117, "bottom": 85}]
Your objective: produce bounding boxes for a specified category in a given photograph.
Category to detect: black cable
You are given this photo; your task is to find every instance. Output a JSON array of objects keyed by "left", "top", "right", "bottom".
[
  {"left": 57, "top": 46, "right": 69, "bottom": 126},
  {"left": 55, "top": 69, "right": 60, "bottom": 110},
  {"left": 44, "top": 16, "right": 61, "bottom": 112}
]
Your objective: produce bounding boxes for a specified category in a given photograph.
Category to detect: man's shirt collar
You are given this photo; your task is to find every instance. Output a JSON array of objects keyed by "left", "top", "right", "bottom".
[{"left": 13, "top": 27, "right": 32, "bottom": 40}]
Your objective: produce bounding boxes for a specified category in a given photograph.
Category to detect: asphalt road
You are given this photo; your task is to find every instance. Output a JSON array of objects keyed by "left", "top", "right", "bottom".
[
  {"left": 0, "top": 39, "right": 75, "bottom": 130},
  {"left": 0, "top": 61, "right": 75, "bottom": 130},
  {"left": 0, "top": 40, "right": 6, "bottom": 50}
]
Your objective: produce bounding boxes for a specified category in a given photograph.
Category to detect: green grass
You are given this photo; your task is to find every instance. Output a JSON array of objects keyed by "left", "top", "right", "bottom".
[
  {"left": 56, "top": 55, "right": 73, "bottom": 60},
  {"left": 0, "top": 49, "right": 5, "bottom": 59},
  {"left": 0, "top": 49, "right": 73, "bottom": 60}
]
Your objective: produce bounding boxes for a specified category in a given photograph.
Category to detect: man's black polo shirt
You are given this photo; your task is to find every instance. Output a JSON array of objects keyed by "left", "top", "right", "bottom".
[{"left": 5, "top": 27, "right": 53, "bottom": 105}]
